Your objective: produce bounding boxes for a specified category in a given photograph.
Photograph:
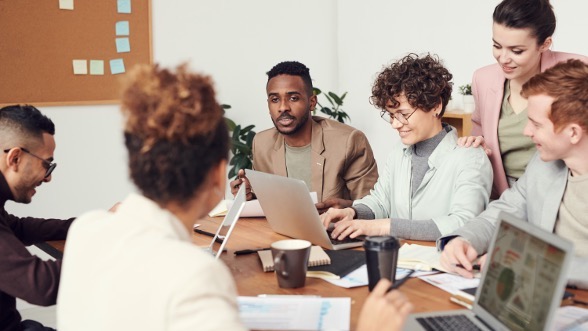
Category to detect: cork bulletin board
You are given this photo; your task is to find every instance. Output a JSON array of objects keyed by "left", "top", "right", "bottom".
[{"left": 0, "top": 0, "right": 152, "bottom": 106}]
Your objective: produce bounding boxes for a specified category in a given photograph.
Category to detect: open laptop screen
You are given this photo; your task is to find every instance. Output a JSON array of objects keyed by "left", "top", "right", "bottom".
[{"left": 477, "top": 220, "right": 568, "bottom": 330}]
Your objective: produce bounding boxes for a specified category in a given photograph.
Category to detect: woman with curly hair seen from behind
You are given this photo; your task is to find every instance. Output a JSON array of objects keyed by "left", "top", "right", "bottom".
[
  {"left": 321, "top": 54, "right": 493, "bottom": 241},
  {"left": 56, "top": 63, "right": 413, "bottom": 331}
]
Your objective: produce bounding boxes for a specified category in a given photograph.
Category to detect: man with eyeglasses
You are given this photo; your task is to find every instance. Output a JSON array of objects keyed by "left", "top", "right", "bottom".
[
  {"left": 321, "top": 54, "right": 493, "bottom": 242},
  {"left": 0, "top": 104, "right": 73, "bottom": 331},
  {"left": 230, "top": 61, "right": 378, "bottom": 212}
]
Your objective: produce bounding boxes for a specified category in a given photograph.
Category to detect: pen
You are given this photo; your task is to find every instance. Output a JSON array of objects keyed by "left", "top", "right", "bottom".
[
  {"left": 386, "top": 270, "right": 415, "bottom": 292},
  {"left": 193, "top": 228, "right": 224, "bottom": 244},
  {"left": 234, "top": 248, "right": 271, "bottom": 256},
  {"left": 455, "top": 264, "right": 481, "bottom": 271}
]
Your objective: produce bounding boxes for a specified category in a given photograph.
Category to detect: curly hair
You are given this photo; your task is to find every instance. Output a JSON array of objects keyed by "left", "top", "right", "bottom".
[
  {"left": 522, "top": 59, "right": 588, "bottom": 133},
  {"left": 493, "top": 0, "right": 555, "bottom": 45},
  {"left": 266, "top": 61, "right": 313, "bottom": 96},
  {"left": 371, "top": 54, "right": 453, "bottom": 116},
  {"left": 121, "top": 63, "right": 229, "bottom": 206}
]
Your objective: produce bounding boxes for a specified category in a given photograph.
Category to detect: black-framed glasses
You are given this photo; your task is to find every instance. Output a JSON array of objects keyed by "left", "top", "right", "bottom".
[
  {"left": 3, "top": 147, "right": 57, "bottom": 179},
  {"left": 380, "top": 109, "right": 418, "bottom": 125}
]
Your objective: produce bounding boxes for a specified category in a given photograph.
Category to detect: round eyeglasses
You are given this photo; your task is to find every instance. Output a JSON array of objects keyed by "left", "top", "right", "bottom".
[{"left": 379, "top": 109, "right": 418, "bottom": 125}]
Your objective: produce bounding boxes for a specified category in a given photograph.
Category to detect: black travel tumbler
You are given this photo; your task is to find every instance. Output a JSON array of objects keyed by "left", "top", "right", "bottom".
[{"left": 364, "top": 236, "right": 400, "bottom": 291}]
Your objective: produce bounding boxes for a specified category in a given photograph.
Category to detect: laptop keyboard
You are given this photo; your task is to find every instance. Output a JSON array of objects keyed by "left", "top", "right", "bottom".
[{"left": 416, "top": 315, "right": 483, "bottom": 331}]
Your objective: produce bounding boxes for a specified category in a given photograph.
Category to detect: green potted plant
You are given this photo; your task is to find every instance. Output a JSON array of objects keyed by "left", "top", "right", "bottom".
[
  {"left": 459, "top": 84, "right": 475, "bottom": 113},
  {"left": 223, "top": 104, "right": 256, "bottom": 179},
  {"left": 313, "top": 88, "right": 350, "bottom": 123}
]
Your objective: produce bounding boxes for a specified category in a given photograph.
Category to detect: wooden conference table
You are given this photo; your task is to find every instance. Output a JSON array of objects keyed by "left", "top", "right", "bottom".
[{"left": 49, "top": 216, "right": 588, "bottom": 330}]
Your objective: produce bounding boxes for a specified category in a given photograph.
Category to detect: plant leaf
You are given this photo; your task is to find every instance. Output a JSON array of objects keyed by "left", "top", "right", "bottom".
[
  {"left": 245, "top": 131, "right": 256, "bottom": 146},
  {"left": 320, "top": 107, "right": 332, "bottom": 116},
  {"left": 324, "top": 93, "right": 334, "bottom": 106},
  {"left": 313, "top": 87, "right": 322, "bottom": 96},
  {"left": 329, "top": 92, "right": 343, "bottom": 106},
  {"left": 225, "top": 117, "right": 236, "bottom": 131}
]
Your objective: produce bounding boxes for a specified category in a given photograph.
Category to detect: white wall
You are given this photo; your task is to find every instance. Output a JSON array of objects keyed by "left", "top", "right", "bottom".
[
  {"left": 337, "top": 0, "right": 588, "bottom": 167},
  {"left": 7, "top": 0, "right": 588, "bottom": 218}
]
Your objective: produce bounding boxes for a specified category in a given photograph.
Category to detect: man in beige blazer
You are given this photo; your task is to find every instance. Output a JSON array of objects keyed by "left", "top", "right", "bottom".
[{"left": 230, "top": 61, "right": 378, "bottom": 209}]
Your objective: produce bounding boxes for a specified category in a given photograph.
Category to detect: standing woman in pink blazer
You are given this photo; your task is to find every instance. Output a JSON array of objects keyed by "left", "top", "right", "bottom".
[{"left": 460, "top": 0, "right": 588, "bottom": 198}]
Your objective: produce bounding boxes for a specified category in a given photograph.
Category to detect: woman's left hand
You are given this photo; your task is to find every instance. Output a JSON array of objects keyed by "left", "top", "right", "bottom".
[{"left": 330, "top": 219, "right": 390, "bottom": 240}]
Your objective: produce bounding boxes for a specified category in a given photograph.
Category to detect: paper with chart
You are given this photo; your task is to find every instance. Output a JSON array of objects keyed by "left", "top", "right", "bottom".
[{"left": 238, "top": 296, "right": 350, "bottom": 330}]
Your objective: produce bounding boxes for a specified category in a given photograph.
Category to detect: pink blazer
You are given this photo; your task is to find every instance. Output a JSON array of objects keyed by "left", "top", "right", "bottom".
[{"left": 471, "top": 50, "right": 588, "bottom": 198}]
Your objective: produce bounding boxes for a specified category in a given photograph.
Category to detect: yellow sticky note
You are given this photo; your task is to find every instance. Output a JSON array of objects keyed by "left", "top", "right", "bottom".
[
  {"left": 72, "top": 60, "right": 87, "bottom": 75},
  {"left": 89, "top": 60, "right": 104, "bottom": 75},
  {"left": 59, "top": 0, "right": 74, "bottom": 10}
]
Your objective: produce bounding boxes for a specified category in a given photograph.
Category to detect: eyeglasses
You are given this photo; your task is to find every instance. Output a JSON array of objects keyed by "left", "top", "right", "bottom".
[
  {"left": 3, "top": 147, "right": 57, "bottom": 179},
  {"left": 380, "top": 109, "right": 418, "bottom": 125}
]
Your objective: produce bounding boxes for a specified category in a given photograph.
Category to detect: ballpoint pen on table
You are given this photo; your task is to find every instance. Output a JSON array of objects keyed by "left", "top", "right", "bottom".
[
  {"left": 455, "top": 264, "right": 481, "bottom": 271},
  {"left": 234, "top": 248, "right": 271, "bottom": 256},
  {"left": 386, "top": 269, "right": 416, "bottom": 292},
  {"left": 193, "top": 224, "right": 224, "bottom": 244}
]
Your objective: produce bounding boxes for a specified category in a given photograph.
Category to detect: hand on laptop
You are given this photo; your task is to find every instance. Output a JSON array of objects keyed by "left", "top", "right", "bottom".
[
  {"left": 320, "top": 207, "right": 355, "bottom": 229},
  {"left": 330, "top": 218, "right": 390, "bottom": 241},
  {"left": 357, "top": 279, "right": 413, "bottom": 331},
  {"left": 440, "top": 237, "right": 482, "bottom": 278},
  {"left": 230, "top": 169, "right": 255, "bottom": 200},
  {"left": 315, "top": 198, "right": 353, "bottom": 214}
]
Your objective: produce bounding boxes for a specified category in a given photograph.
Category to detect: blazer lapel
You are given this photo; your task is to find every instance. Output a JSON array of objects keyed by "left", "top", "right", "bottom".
[
  {"left": 271, "top": 133, "right": 287, "bottom": 177},
  {"left": 310, "top": 119, "right": 325, "bottom": 202},
  {"left": 540, "top": 164, "right": 568, "bottom": 231}
]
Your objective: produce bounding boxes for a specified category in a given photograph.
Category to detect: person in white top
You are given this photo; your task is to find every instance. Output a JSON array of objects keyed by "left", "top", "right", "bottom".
[{"left": 56, "top": 63, "right": 413, "bottom": 330}]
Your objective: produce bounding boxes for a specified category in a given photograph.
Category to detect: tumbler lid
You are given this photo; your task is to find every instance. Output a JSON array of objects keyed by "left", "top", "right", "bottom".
[{"left": 363, "top": 236, "right": 399, "bottom": 250}]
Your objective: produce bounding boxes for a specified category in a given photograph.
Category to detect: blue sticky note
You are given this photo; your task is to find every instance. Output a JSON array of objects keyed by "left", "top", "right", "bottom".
[
  {"left": 117, "top": 0, "right": 131, "bottom": 14},
  {"left": 116, "top": 21, "right": 129, "bottom": 36},
  {"left": 116, "top": 38, "right": 130, "bottom": 53},
  {"left": 110, "top": 59, "right": 125, "bottom": 75}
]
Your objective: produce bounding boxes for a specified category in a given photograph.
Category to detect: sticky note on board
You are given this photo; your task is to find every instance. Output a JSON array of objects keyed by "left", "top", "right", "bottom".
[
  {"left": 117, "top": 0, "right": 131, "bottom": 13},
  {"left": 110, "top": 59, "right": 125, "bottom": 74},
  {"left": 89, "top": 60, "right": 104, "bottom": 75},
  {"left": 59, "top": 0, "right": 74, "bottom": 10},
  {"left": 116, "top": 21, "right": 129, "bottom": 36},
  {"left": 72, "top": 60, "right": 87, "bottom": 75},
  {"left": 115, "top": 38, "right": 130, "bottom": 53}
]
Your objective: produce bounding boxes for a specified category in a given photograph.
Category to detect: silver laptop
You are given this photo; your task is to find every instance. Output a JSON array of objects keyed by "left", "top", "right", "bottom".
[
  {"left": 405, "top": 212, "right": 573, "bottom": 331},
  {"left": 205, "top": 184, "right": 246, "bottom": 259},
  {"left": 246, "top": 169, "right": 363, "bottom": 250}
]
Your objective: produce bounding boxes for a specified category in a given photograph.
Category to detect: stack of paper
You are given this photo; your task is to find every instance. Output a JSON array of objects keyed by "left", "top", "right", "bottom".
[{"left": 398, "top": 243, "right": 449, "bottom": 272}]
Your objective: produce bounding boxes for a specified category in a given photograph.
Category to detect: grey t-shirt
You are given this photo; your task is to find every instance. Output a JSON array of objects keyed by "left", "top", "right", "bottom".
[{"left": 285, "top": 143, "right": 312, "bottom": 191}]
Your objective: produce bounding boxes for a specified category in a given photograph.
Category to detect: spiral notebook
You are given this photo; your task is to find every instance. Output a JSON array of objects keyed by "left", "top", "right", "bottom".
[{"left": 258, "top": 246, "right": 331, "bottom": 272}]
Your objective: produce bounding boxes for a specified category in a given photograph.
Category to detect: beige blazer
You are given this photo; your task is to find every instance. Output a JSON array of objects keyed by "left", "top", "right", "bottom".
[
  {"left": 252, "top": 116, "right": 378, "bottom": 202},
  {"left": 471, "top": 50, "right": 588, "bottom": 198}
]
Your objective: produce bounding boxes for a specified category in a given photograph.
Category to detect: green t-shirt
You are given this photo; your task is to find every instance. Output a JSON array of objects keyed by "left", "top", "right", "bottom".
[
  {"left": 285, "top": 143, "right": 312, "bottom": 191},
  {"left": 498, "top": 81, "right": 536, "bottom": 179}
]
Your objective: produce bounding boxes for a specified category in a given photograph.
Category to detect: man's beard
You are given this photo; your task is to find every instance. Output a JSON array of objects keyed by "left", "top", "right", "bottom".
[{"left": 273, "top": 111, "right": 310, "bottom": 136}]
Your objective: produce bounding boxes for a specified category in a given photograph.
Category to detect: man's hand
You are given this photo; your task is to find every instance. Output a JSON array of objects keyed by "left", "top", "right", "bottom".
[
  {"left": 320, "top": 207, "right": 355, "bottom": 229},
  {"left": 357, "top": 279, "right": 413, "bottom": 331},
  {"left": 330, "top": 218, "right": 390, "bottom": 240},
  {"left": 440, "top": 237, "right": 480, "bottom": 278},
  {"left": 457, "top": 135, "right": 491, "bottom": 156},
  {"left": 229, "top": 169, "right": 254, "bottom": 201},
  {"left": 316, "top": 198, "right": 353, "bottom": 214}
]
